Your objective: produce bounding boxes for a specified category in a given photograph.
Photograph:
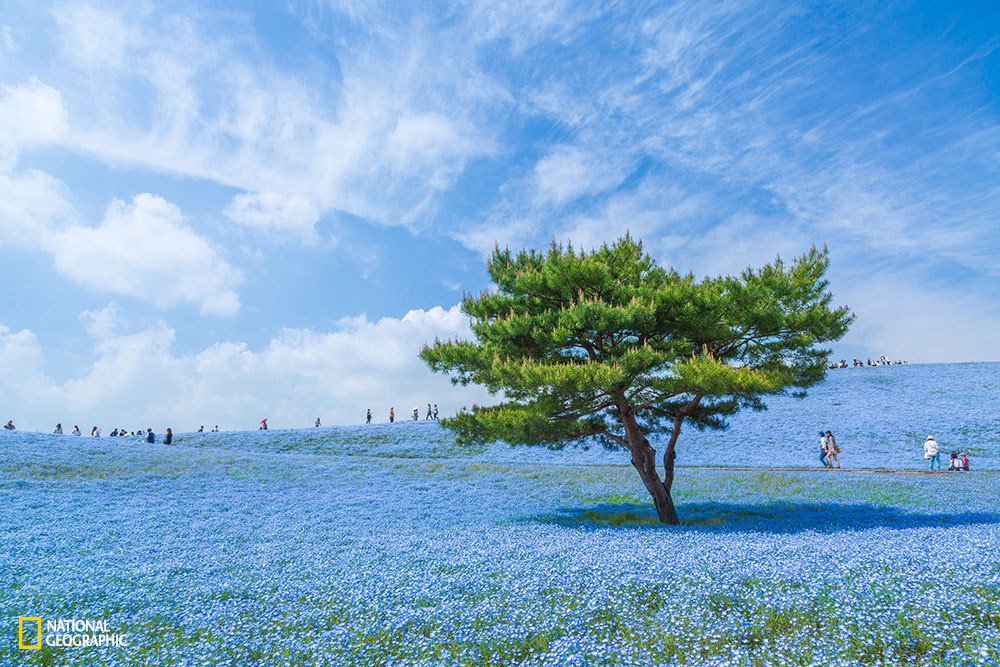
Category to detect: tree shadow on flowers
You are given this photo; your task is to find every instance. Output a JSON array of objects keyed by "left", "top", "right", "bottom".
[{"left": 528, "top": 500, "right": 1000, "bottom": 533}]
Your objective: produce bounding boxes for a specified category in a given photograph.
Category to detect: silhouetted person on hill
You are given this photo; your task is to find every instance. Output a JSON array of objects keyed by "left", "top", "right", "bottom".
[
  {"left": 164, "top": 428, "right": 173, "bottom": 445},
  {"left": 197, "top": 425, "right": 204, "bottom": 433},
  {"left": 432, "top": 404, "right": 438, "bottom": 420},
  {"left": 72, "top": 425, "right": 81, "bottom": 436},
  {"left": 426, "top": 403, "right": 433, "bottom": 420},
  {"left": 315, "top": 417, "right": 321, "bottom": 428},
  {"left": 212, "top": 425, "right": 219, "bottom": 432},
  {"left": 389, "top": 407, "right": 394, "bottom": 423},
  {"left": 260, "top": 418, "right": 268, "bottom": 430},
  {"left": 366, "top": 409, "right": 372, "bottom": 424},
  {"left": 3, "top": 420, "right": 15, "bottom": 430},
  {"left": 145, "top": 428, "right": 155, "bottom": 444},
  {"left": 53, "top": 423, "right": 63, "bottom": 435},
  {"left": 412, "top": 407, "right": 419, "bottom": 421}
]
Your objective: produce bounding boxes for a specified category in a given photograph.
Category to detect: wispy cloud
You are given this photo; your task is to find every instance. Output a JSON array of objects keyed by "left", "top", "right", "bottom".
[{"left": 36, "top": 2, "right": 505, "bottom": 239}]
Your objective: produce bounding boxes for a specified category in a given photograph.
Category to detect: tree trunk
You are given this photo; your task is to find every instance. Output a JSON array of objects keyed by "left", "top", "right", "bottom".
[{"left": 621, "top": 410, "right": 681, "bottom": 525}]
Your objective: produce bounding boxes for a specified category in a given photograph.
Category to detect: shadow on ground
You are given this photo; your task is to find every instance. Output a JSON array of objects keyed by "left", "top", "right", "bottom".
[{"left": 528, "top": 501, "right": 1000, "bottom": 533}]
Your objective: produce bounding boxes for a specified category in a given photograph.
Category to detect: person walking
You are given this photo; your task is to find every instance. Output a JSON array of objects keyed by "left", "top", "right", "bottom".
[
  {"left": 315, "top": 417, "right": 321, "bottom": 428},
  {"left": 389, "top": 407, "right": 394, "bottom": 423},
  {"left": 818, "top": 431, "right": 829, "bottom": 467},
  {"left": 432, "top": 404, "right": 438, "bottom": 420},
  {"left": 163, "top": 428, "right": 173, "bottom": 445},
  {"left": 366, "top": 409, "right": 372, "bottom": 424},
  {"left": 924, "top": 436, "right": 940, "bottom": 471},
  {"left": 825, "top": 430, "right": 841, "bottom": 469},
  {"left": 426, "top": 403, "right": 433, "bottom": 420}
]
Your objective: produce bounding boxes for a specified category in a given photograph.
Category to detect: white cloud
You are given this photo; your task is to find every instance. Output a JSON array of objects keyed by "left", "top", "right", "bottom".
[
  {"left": 0, "top": 79, "right": 238, "bottom": 315},
  {"left": 46, "top": 194, "right": 242, "bottom": 316},
  {"left": 1, "top": 25, "right": 15, "bottom": 51},
  {"left": 80, "top": 302, "right": 122, "bottom": 340},
  {"left": 0, "top": 305, "right": 492, "bottom": 431},
  {"left": 0, "top": 165, "right": 74, "bottom": 245},
  {"left": 0, "top": 78, "right": 74, "bottom": 244},
  {"left": 224, "top": 191, "right": 322, "bottom": 241},
  {"left": 34, "top": 4, "right": 501, "bottom": 239},
  {"left": 533, "top": 145, "right": 630, "bottom": 205},
  {"left": 0, "top": 325, "right": 63, "bottom": 413},
  {"left": 0, "top": 78, "right": 69, "bottom": 157},
  {"left": 52, "top": 2, "right": 134, "bottom": 69}
]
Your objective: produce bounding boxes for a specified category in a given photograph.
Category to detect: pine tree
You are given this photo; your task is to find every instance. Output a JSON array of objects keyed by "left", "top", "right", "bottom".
[{"left": 421, "top": 235, "right": 853, "bottom": 524}]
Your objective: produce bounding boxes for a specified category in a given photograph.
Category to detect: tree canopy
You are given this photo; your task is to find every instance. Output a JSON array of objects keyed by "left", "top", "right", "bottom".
[{"left": 421, "top": 235, "right": 853, "bottom": 524}]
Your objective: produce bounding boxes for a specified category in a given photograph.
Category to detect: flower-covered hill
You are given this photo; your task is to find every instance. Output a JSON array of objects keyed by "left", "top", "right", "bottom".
[
  {"left": 2, "top": 422, "right": 999, "bottom": 666},
  {"left": 141, "top": 361, "right": 1000, "bottom": 471}
]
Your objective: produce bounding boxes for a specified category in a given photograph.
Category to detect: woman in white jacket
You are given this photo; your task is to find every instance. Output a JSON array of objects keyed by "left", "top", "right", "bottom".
[{"left": 924, "top": 436, "right": 940, "bottom": 471}]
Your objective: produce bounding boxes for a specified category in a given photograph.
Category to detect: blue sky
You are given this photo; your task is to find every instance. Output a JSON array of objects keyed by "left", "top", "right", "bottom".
[{"left": 0, "top": 1, "right": 997, "bottom": 431}]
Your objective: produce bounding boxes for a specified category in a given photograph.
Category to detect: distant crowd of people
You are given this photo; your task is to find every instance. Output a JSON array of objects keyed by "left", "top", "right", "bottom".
[
  {"left": 3, "top": 405, "right": 445, "bottom": 439},
  {"left": 30, "top": 422, "right": 180, "bottom": 444},
  {"left": 829, "top": 355, "right": 907, "bottom": 369}
]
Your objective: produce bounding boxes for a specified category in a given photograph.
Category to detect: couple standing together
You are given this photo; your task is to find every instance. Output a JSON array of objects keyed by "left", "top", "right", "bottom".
[{"left": 819, "top": 430, "right": 841, "bottom": 469}]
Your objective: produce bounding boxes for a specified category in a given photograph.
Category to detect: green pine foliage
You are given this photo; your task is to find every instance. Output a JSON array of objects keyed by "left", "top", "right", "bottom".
[{"left": 421, "top": 235, "right": 852, "bottom": 521}]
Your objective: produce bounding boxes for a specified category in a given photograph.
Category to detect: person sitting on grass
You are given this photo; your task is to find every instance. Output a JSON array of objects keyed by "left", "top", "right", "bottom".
[
  {"left": 959, "top": 452, "right": 970, "bottom": 472},
  {"left": 949, "top": 452, "right": 961, "bottom": 471}
]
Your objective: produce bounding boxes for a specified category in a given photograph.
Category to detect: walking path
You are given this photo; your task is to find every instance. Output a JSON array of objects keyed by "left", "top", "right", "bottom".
[{"left": 674, "top": 465, "right": 993, "bottom": 476}]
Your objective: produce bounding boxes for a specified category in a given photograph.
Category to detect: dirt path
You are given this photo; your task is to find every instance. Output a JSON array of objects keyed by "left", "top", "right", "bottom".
[{"left": 674, "top": 465, "right": 992, "bottom": 476}]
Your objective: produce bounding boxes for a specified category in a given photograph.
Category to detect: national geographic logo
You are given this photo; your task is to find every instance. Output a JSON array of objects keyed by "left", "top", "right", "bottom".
[
  {"left": 18, "top": 617, "right": 129, "bottom": 649},
  {"left": 17, "top": 617, "right": 41, "bottom": 650}
]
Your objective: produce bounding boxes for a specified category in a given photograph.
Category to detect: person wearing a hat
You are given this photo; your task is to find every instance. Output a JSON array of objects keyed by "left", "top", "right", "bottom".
[
  {"left": 818, "top": 431, "right": 830, "bottom": 467},
  {"left": 923, "top": 435, "right": 940, "bottom": 471}
]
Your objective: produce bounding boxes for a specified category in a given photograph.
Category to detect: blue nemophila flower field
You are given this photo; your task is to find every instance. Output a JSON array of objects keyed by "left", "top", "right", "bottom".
[{"left": 3, "top": 365, "right": 999, "bottom": 666}]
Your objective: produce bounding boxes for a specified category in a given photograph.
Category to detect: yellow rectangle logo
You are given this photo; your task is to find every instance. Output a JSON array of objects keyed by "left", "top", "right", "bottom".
[{"left": 18, "top": 617, "right": 42, "bottom": 650}]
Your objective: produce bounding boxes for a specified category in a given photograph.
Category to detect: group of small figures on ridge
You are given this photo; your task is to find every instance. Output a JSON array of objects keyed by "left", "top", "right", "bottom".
[
  {"left": 371, "top": 403, "right": 440, "bottom": 424},
  {"left": 3, "top": 403, "right": 444, "bottom": 440},
  {"left": 828, "top": 355, "right": 907, "bottom": 369}
]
